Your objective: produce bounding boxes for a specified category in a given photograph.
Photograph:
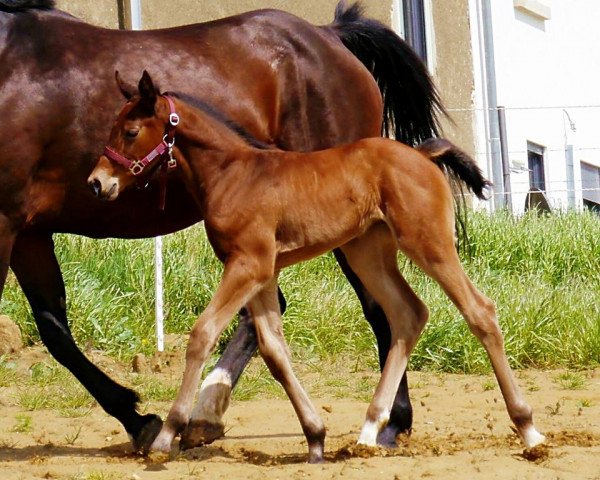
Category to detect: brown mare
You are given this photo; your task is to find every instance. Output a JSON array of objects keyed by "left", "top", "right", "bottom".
[
  {"left": 87, "top": 72, "right": 545, "bottom": 462},
  {"left": 0, "top": 0, "right": 443, "bottom": 451}
]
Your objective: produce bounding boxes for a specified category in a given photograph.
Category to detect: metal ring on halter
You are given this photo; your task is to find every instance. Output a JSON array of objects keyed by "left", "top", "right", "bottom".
[
  {"left": 163, "top": 134, "right": 176, "bottom": 148},
  {"left": 130, "top": 161, "right": 144, "bottom": 176},
  {"left": 169, "top": 113, "right": 180, "bottom": 126}
]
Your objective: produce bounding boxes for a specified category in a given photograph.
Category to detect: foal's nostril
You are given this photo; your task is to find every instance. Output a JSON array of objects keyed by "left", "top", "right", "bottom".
[{"left": 89, "top": 178, "right": 102, "bottom": 198}]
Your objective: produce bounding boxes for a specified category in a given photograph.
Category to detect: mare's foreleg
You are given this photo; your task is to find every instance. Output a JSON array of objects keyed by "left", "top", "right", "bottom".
[
  {"left": 10, "top": 232, "right": 162, "bottom": 451},
  {"left": 334, "top": 249, "right": 413, "bottom": 445},
  {"left": 340, "top": 225, "right": 428, "bottom": 446},
  {"left": 248, "top": 279, "right": 325, "bottom": 463},
  {"left": 151, "top": 255, "right": 271, "bottom": 453}
]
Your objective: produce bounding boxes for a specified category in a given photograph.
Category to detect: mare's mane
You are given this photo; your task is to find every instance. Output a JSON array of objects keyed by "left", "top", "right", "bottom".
[
  {"left": 0, "top": 0, "right": 55, "bottom": 12},
  {"left": 164, "top": 91, "right": 272, "bottom": 151}
]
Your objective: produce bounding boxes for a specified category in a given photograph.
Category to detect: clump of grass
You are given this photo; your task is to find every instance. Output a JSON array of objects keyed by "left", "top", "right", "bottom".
[
  {"left": 0, "top": 357, "right": 18, "bottom": 387},
  {"left": 11, "top": 414, "right": 33, "bottom": 433},
  {"left": 481, "top": 379, "right": 496, "bottom": 391},
  {"left": 554, "top": 371, "right": 587, "bottom": 390},
  {"left": 68, "top": 472, "right": 122, "bottom": 480},
  {"left": 64, "top": 426, "right": 83, "bottom": 446}
]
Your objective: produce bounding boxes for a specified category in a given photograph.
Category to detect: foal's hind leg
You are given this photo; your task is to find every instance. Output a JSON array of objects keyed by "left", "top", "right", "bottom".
[
  {"left": 391, "top": 212, "right": 545, "bottom": 448},
  {"left": 340, "top": 223, "right": 429, "bottom": 446},
  {"left": 248, "top": 279, "right": 326, "bottom": 463}
]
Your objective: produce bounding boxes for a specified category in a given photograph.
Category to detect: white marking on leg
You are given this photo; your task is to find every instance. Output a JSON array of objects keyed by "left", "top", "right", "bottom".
[
  {"left": 150, "top": 425, "right": 177, "bottom": 453},
  {"left": 200, "top": 367, "right": 232, "bottom": 390},
  {"left": 521, "top": 425, "right": 546, "bottom": 449},
  {"left": 357, "top": 408, "right": 390, "bottom": 446},
  {"left": 191, "top": 367, "right": 232, "bottom": 424}
]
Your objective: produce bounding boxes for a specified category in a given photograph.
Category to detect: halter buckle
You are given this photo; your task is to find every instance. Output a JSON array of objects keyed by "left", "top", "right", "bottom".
[
  {"left": 130, "top": 161, "right": 144, "bottom": 176},
  {"left": 169, "top": 113, "right": 180, "bottom": 126}
]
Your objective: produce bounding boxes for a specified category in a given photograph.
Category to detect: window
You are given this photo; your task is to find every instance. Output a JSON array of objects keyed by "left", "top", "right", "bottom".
[
  {"left": 527, "top": 142, "right": 546, "bottom": 191},
  {"left": 581, "top": 162, "right": 600, "bottom": 213},
  {"left": 392, "top": 0, "right": 434, "bottom": 67}
]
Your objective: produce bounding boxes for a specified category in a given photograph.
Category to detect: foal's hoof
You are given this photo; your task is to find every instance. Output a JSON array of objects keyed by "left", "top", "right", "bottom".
[
  {"left": 180, "top": 419, "right": 225, "bottom": 450},
  {"left": 131, "top": 414, "right": 164, "bottom": 455}
]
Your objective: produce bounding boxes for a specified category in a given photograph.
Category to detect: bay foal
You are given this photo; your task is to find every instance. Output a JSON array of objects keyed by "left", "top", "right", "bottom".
[{"left": 88, "top": 72, "right": 545, "bottom": 462}]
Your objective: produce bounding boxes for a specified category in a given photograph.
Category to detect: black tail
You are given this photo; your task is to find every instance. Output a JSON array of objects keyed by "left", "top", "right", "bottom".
[
  {"left": 417, "top": 138, "right": 491, "bottom": 253},
  {"left": 331, "top": 1, "right": 445, "bottom": 145},
  {"left": 0, "top": 0, "right": 54, "bottom": 11},
  {"left": 417, "top": 138, "right": 491, "bottom": 200}
]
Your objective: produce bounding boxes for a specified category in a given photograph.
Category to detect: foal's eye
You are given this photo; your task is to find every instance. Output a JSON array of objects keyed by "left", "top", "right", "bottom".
[{"left": 125, "top": 128, "right": 139, "bottom": 138}]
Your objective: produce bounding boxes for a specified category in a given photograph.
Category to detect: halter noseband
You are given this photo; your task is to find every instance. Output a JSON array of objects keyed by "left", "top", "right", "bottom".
[{"left": 103, "top": 95, "right": 179, "bottom": 209}]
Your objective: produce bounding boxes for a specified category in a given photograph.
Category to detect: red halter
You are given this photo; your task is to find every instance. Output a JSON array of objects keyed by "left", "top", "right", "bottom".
[{"left": 103, "top": 95, "right": 179, "bottom": 210}]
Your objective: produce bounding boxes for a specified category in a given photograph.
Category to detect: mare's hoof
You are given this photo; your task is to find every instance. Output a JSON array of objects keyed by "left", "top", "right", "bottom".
[
  {"left": 132, "top": 414, "right": 164, "bottom": 455},
  {"left": 180, "top": 419, "right": 225, "bottom": 450},
  {"left": 376, "top": 425, "right": 411, "bottom": 448}
]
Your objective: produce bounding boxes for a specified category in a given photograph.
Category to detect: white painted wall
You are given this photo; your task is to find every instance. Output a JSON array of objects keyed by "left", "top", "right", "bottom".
[{"left": 469, "top": 0, "right": 600, "bottom": 213}]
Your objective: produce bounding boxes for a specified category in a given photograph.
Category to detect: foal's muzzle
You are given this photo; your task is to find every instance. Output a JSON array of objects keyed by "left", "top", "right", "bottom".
[{"left": 87, "top": 160, "right": 119, "bottom": 201}]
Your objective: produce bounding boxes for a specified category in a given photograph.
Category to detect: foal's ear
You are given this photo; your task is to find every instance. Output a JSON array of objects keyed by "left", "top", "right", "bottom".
[
  {"left": 138, "top": 70, "right": 158, "bottom": 107},
  {"left": 114, "top": 71, "right": 137, "bottom": 100}
]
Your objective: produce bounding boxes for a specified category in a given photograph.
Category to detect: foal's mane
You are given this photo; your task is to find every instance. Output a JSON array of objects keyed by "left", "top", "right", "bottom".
[{"left": 164, "top": 91, "right": 272, "bottom": 151}]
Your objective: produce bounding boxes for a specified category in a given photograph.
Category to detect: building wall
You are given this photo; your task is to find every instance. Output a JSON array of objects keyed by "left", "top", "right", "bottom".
[
  {"left": 470, "top": 0, "right": 600, "bottom": 213},
  {"left": 56, "top": 0, "right": 120, "bottom": 28},
  {"left": 430, "top": 0, "right": 475, "bottom": 159}
]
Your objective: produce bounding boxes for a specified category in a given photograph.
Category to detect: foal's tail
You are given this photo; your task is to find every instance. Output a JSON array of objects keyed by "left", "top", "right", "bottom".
[
  {"left": 417, "top": 138, "right": 491, "bottom": 252},
  {"left": 417, "top": 138, "right": 491, "bottom": 200},
  {"left": 330, "top": 1, "right": 445, "bottom": 145}
]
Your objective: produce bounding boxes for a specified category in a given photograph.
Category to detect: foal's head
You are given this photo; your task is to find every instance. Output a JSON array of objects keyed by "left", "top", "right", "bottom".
[{"left": 88, "top": 71, "right": 176, "bottom": 201}]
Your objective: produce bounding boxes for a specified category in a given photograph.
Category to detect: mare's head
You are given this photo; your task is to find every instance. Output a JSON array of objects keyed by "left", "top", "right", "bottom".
[{"left": 88, "top": 70, "right": 176, "bottom": 201}]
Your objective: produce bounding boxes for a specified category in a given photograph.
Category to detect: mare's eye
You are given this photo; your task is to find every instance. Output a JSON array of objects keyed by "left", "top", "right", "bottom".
[{"left": 125, "top": 128, "right": 139, "bottom": 138}]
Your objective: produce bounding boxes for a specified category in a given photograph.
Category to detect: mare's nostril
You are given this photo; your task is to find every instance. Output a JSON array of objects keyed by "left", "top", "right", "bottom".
[{"left": 89, "top": 178, "right": 102, "bottom": 197}]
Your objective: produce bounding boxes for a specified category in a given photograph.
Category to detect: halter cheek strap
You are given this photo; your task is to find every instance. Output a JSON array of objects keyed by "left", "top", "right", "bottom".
[{"left": 103, "top": 95, "right": 179, "bottom": 210}]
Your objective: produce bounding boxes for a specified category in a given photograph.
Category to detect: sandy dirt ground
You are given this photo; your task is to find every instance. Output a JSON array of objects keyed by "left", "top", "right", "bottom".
[{"left": 0, "top": 347, "right": 599, "bottom": 480}]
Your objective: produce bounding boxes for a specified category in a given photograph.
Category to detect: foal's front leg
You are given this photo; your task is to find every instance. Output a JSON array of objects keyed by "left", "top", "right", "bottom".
[{"left": 150, "top": 257, "right": 268, "bottom": 453}]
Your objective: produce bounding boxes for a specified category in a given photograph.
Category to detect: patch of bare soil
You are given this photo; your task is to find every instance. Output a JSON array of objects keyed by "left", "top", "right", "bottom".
[{"left": 0, "top": 346, "right": 599, "bottom": 480}]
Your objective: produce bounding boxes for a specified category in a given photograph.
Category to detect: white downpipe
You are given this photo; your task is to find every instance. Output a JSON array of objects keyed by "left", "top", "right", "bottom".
[
  {"left": 154, "top": 236, "right": 164, "bottom": 352},
  {"left": 129, "top": 0, "right": 142, "bottom": 30},
  {"left": 127, "top": 0, "right": 164, "bottom": 352}
]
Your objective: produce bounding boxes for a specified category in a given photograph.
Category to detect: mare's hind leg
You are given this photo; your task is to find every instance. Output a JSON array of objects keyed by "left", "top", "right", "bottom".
[
  {"left": 248, "top": 279, "right": 326, "bottom": 463},
  {"left": 334, "top": 249, "right": 413, "bottom": 444},
  {"left": 390, "top": 210, "right": 545, "bottom": 448},
  {"left": 340, "top": 223, "right": 429, "bottom": 446}
]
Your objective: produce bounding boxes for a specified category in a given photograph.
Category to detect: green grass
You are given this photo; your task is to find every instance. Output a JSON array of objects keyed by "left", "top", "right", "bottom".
[
  {"left": 0, "top": 210, "right": 599, "bottom": 374},
  {"left": 11, "top": 414, "right": 33, "bottom": 433}
]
